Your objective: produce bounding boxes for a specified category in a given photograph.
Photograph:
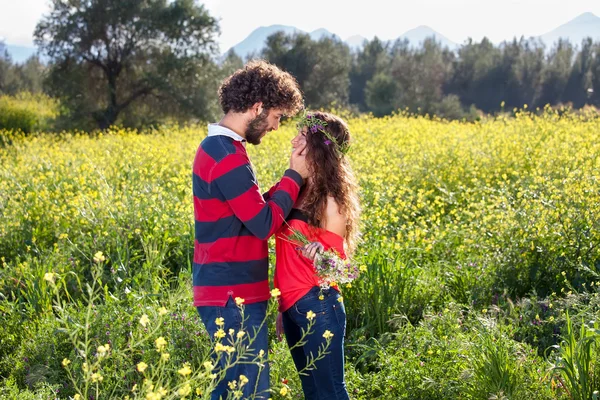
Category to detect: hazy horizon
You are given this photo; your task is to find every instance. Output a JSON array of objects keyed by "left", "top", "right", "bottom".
[{"left": 1, "top": 0, "right": 600, "bottom": 52}]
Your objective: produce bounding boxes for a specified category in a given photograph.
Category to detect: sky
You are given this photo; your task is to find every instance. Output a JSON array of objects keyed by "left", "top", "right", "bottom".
[{"left": 1, "top": 0, "right": 599, "bottom": 51}]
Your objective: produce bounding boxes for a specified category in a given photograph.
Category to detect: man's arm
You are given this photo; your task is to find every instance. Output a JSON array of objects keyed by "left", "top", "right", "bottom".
[
  {"left": 214, "top": 154, "right": 303, "bottom": 240},
  {"left": 262, "top": 182, "right": 280, "bottom": 201}
]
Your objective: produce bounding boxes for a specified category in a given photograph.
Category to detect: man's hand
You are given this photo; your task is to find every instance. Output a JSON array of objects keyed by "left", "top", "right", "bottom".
[
  {"left": 301, "top": 242, "right": 324, "bottom": 261},
  {"left": 290, "top": 143, "right": 309, "bottom": 180},
  {"left": 276, "top": 312, "right": 284, "bottom": 342}
]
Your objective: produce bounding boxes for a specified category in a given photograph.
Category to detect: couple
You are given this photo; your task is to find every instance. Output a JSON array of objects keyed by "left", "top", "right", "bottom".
[{"left": 192, "top": 60, "right": 360, "bottom": 400}]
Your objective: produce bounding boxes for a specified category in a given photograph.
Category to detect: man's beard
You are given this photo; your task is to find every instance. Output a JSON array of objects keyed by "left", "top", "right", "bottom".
[{"left": 245, "top": 110, "right": 270, "bottom": 145}]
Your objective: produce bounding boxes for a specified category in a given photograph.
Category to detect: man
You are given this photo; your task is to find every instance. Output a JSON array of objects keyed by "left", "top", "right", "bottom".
[{"left": 192, "top": 60, "right": 307, "bottom": 399}]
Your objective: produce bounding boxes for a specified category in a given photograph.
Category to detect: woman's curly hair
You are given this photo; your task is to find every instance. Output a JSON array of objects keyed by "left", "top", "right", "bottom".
[
  {"left": 218, "top": 60, "right": 304, "bottom": 115},
  {"left": 301, "top": 111, "right": 361, "bottom": 255}
]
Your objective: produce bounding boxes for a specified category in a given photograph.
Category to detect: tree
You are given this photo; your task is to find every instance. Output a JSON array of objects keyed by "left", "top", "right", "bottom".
[
  {"left": 35, "top": 0, "right": 220, "bottom": 129},
  {"left": 538, "top": 39, "right": 575, "bottom": 106},
  {"left": 0, "top": 43, "right": 17, "bottom": 94},
  {"left": 262, "top": 32, "right": 351, "bottom": 109},
  {"left": 365, "top": 72, "right": 399, "bottom": 116},
  {"left": 445, "top": 37, "right": 503, "bottom": 112},
  {"left": 349, "top": 37, "right": 389, "bottom": 110},
  {"left": 564, "top": 38, "right": 595, "bottom": 108}
]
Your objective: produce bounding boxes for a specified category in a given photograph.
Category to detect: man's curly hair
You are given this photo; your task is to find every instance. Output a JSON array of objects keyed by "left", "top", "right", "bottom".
[{"left": 218, "top": 60, "right": 304, "bottom": 115}]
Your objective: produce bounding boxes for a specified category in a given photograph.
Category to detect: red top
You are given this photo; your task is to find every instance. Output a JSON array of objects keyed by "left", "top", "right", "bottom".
[{"left": 274, "top": 209, "right": 346, "bottom": 312}]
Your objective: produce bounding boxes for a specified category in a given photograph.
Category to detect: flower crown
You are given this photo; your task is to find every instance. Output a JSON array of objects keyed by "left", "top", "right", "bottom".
[{"left": 295, "top": 112, "right": 351, "bottom": 157}]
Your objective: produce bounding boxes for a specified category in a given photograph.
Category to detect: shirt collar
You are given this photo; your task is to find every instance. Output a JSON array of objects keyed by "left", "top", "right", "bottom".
[{"left": 207, "top": 123, "right": 246, "bottom": 146}]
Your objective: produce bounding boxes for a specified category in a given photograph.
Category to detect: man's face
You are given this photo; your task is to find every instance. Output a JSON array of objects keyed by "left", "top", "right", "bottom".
[{"left": 245, "top": 108, "right": 284, "bottom": 145}]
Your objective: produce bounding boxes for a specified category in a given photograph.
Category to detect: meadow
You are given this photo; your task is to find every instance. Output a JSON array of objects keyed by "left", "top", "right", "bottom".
[{"left": 0, "top": 108, "right": 599, "bottom": 399}]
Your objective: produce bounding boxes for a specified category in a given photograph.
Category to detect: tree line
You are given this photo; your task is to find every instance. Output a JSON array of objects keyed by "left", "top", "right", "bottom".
[{"left": 0, "top": 0, "right": 598, "bottom": 131}]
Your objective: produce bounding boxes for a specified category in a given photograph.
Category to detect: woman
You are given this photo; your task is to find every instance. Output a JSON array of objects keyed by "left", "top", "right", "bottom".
[{"left": 273, "top": 111, "right": 360, "bottom": 400}]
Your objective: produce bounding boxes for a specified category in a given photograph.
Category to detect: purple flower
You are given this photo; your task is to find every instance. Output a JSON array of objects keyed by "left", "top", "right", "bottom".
[
  {"left": 324, "top": 140, "right": 332, "bottom": 145},
  {"left": 310, "top": 126, "right": 318, "bottom": 133}
]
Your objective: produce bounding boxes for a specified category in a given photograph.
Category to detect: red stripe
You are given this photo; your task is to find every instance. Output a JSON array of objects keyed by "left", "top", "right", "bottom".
[
  {"left": 194, "top": 236, "right": 267, "bottom": 264},
  {"left": 193, "top": 281, "right": 271, "bottom": 306},
  {"left": 194, "top": 197, "right": 232, "bottom": 222},
  {"left": 193, "top": 147, "right": 217, "bottom": 182},
  {"left": 228, "top": 189, "right": 266, "bottom": 221},
  {"left": 279, "top": 176, "right": 301, "bottom": 198},
  {"left": 211, "top": 153, "right": 250, "bottom": 181}
]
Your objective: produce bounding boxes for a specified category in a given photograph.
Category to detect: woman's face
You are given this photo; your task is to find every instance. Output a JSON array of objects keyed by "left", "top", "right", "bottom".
[{"left": 291, "top": 127, "right": 308, "bottom": 152}]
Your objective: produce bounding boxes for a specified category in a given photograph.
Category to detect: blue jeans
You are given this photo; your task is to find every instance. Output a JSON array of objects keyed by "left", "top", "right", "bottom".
[
  {"left": 282, "top": 286, "right": 349, "bottom": 400},
  {"left": 197, "top": 297, "right": 269, "bottom": 400}
]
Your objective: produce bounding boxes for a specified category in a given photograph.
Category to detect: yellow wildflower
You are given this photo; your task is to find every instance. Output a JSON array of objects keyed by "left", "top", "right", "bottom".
[
  {"left": 178, "top": 383, "right": 191, "bottom": 397},
  {"left": 323, "top": 330, "right": 334, "bottom": 339},
  {"left": 93, "top": 251, "right": 106, "bottom": 263},
  {"left": 155, "top": 336, "right": 167, "bottom": 352},
  {"left": 137, "top": 362, "right": 148, "bottom": 372},
  {"left": 139, "top": 314, "right": 150, "bottom": 327},
  {"left": 178, "top": 363, "right": 192, "bottom": 376},
  {"left": 214, "top": 329, "right": 226, "bottom": 339},
  {"left": 43, "top": 272, "right": 55, "bottom": 284}
]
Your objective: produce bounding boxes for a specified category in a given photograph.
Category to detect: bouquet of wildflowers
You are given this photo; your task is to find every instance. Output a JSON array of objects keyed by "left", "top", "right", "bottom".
[{"left": 284, "top": 227, "right": 360, "bottom": 290}]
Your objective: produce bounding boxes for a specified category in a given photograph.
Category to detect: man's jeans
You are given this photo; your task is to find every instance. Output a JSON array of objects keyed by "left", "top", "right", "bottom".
[
  {"left": 197, "top": 297, "right": 269, "bottom": 400},
  {"left": 282, "top": 286, "right": 350, "bottom": 400}
]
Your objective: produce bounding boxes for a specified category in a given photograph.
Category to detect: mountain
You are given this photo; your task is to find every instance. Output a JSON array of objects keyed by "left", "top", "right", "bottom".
[
  {"left": 398, "top": 25, "right": 458, "bottom": 49},
  {"left": 227, "top": 25, "right": 300, "bottom": 58},
  {"left": 227, "top": 24, "right": 458, "bottom": 58},
  {"left": 539, "top": 12, "right": 600, "bottom": 48},
  {"left": 345, "top": 35, "right": 369, "bottom": 50},
  {"left": 2, "top": 44, "right": 39, "bottom": 64},
  {"left": 227, "top": 25, "right": 341, "bottom": 59},
  {"left": 309, "top": 28, "right": 339, "bottom": 42}
]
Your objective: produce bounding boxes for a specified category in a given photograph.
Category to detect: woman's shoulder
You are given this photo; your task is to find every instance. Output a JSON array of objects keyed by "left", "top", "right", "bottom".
[{"left": 325, "top": 196, "right": 346, "bottom": 237}]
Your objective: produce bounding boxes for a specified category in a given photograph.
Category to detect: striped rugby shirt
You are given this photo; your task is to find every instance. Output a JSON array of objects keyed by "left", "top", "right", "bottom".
[{"left": 192, "top": 124, "right": 303, "bottom": 306}]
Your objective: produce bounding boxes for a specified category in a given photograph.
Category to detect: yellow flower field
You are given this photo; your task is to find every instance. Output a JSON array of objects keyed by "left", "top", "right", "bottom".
[{"left": 1, "top": 109, "right": 599, "bottom": 399}]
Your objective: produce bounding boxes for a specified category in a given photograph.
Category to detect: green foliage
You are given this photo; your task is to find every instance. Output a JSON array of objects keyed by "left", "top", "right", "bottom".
[
  {"left": 551, "top": 312, "right": 600, "bottom": 400},
  {"left": 35, "top": 0, "right": 220, "bottom": 129},
  {"left": 0, "top": 92, "right": 59, "bottom": 133},
  {"left": 262, "top": 32, "right": 352, "bottom": 109},
  {"left": 1, "top": 113, "right": 600, "bottom": 398}
]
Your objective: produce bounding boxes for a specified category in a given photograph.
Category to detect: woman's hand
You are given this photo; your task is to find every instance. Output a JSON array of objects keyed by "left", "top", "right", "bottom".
[
  {"left": 276, "top": 312, "right": 284, "bottom": 342},
  {"left": 301, "top": 242, "right": 324, "bottom": 261}
]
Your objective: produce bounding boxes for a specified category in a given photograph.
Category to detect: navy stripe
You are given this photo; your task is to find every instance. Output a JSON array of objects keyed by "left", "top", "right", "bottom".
[
  {"left": 195, "top": 216, "right": 254, "bottom": 244},
  {"left": 287, "top": 208, "right": 309, "bottom": 223},
  {"left": 193, "top": 173, "right": 225, "bottom": 201},
  {"left": 270, "top": 190, "right": 294, "bottom": 216},
  {"left": 214, "top": 163, "right": 257, "bottom": 200},
  {"left": 244, "top": 191, "right": 294, "bottom": 239},
  {"left": 201, "top": 136, "right": 237, "bottom": 163},
  {"left": 193, "top": 258, "right": 269, "bottom": 286},
  {"left": 283, "top": 169, "right": 304, "bottom": 187},
  {"left": 244, "top": 206, "right": 273, "bottom": 240}
]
